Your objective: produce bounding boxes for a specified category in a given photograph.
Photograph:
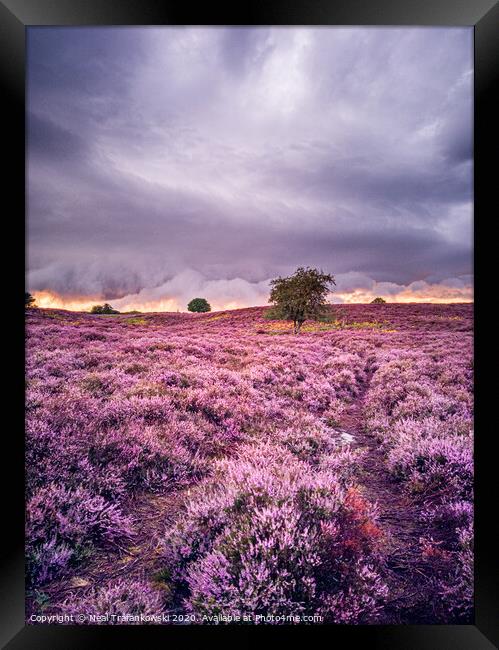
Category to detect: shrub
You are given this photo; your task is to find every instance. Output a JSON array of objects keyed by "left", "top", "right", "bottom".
[
  {"left": 91, "top": 303, "right": 120, "bottom": 314},
  {"left": 187, "top": 298, "right": 211, "bottom": 313},
  {"left": 62, "top": 579, "right": 164, "bottom": 623},
  {"left": 26, "top": 484, "right": 134, "bottom": 588},
  {"left": 387, "top": 436, "right": 473, "bottom": 499},
  {"left": 27, "top": 538, "right": 73, "bottom": 588},
  {"left": 370, "top": 297, "right": 386, "bottom": 304},
  {"left": 161, "top": 444, "right": 386, "bottom": 623}
]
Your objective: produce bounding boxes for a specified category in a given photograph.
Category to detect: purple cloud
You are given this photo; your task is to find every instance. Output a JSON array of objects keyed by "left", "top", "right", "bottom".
[{"left": 27, "top": 27, "right": 473, "bottom": 307}]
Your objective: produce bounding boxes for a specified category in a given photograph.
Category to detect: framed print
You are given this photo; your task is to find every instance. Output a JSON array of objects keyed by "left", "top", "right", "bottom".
[{"left": 2, "top": 0, "right": 498, "bottom": 647}]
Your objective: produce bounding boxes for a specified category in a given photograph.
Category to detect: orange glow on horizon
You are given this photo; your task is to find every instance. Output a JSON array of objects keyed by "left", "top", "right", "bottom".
[
  {"left": 31, "top": 291, "right": 251, "bottom": 313},
  {"left": 335, "top": 294, "right": 473, "bottom": 305},
  {"left": 32, "top": 288, "right": 473, "bottom": 313},
  {"left": 334, "top": 286, "right": 474, "bottom": 304},
  {"left": 33, "top": 291, "right": 102, "bottom": 312}
]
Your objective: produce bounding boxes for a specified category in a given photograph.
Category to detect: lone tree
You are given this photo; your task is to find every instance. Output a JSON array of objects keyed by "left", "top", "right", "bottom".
[
  {"left": 25, "top": 292, "right": 36, "bottom": 308},
  {"left": 187, "top": 298, "right": 211, "bottom": 313},
  {"left": 269, "top": 267, "right": 336, "bottom": 334},
  {"left": 371, "top": 297, "right": 386, "bottom": 304},
  {"left": 91, "top": 303, "right": 120, "bottom": 314}
]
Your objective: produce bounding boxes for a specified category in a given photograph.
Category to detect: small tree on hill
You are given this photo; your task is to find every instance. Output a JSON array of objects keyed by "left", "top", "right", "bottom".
[
  {"left": 187, "top": 298, "right": 211, "bottom": 313},
  {"left": 91, "top": 303, "right": 120, "bottom": 314},
  {"left": 25, "top": 292, "right": 36, "bottom": 308},
  {"left": 371, "top": 297, "right": 386, "bottom": 304},
  {"left": 269, "top": 267, "right": 336, "bottom": 334}
]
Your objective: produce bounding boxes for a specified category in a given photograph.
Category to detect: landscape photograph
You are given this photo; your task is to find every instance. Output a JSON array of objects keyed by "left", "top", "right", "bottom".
[{"left": 26, "top": 26, "right": 473, "bottom": 625}]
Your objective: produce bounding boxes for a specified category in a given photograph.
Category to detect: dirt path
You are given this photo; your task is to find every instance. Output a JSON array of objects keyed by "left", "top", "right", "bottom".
[
  {"left": 87, "top": 492, "right": 180, "bottom": 585},
  {"left": 336, "top": 369, "right": 433, "bottom": 623}
]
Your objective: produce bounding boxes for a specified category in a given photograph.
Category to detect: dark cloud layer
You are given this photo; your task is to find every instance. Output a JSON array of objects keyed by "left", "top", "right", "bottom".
[{"left": 27, "top": 27, "right": 473, "bottom": 308}]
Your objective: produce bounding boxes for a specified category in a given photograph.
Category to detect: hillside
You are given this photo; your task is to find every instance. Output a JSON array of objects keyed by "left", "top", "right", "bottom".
[
  {"left": 25, "top": 303, "right": 473, "bottom": 624},
  {"left": 28, "top": 302, "right": 473, "bottom": 333}
]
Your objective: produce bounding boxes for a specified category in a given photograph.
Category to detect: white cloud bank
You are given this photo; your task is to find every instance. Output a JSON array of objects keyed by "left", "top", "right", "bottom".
[{"left": 33, "top": 270, "right": 473, "bottom": 312}]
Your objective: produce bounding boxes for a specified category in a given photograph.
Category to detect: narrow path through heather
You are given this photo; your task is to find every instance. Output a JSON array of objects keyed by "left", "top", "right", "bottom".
[{"left": 336, "top": 368, "right": 433, "bottom": 623}]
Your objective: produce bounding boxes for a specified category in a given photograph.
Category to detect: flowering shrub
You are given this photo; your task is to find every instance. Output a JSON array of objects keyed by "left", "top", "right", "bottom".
[
  {"left": 26, "top": 484, "right": 134, "bottom": 589},
  {"left": 62, "top": 579, "right": 164, "bottom": 624},
  {"left": 162, "top": 444, "right": 387, "bottom": 623}
]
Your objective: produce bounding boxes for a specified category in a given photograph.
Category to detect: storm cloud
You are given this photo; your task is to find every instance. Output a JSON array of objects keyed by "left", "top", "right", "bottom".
[{"left": 27, "top": 27, "right": 473, "bottom": 309}]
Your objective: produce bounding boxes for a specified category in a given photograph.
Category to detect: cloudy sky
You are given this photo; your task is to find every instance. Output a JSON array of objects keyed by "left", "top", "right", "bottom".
[{"left": 27, "top": 27, "right": 473, "bottom": 310}]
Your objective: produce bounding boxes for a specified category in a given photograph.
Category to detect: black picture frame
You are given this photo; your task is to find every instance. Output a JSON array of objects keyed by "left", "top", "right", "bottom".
[{"left": 3, "top": 0, "right": 497, "bottom": 647}]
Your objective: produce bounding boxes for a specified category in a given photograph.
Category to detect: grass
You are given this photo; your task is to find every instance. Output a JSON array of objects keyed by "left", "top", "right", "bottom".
[
  {"left": 80, "top": 375, "right": 106, "bottom": 393},
  {"left": 204, "top": 313, "right": 229, "bottom": 322},
  {"left": 258, "top": 319, "right": 391, "bottom": 334}
]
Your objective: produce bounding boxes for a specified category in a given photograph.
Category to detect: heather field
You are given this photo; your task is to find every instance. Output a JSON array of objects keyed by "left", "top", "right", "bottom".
[{"left": 25, "top": 303, "right": 473, "bottom": 625}]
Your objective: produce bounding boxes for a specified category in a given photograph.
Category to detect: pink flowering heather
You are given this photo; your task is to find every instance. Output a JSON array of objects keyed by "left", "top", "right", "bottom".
[
  {"left": 162, "top": 444, "right": 387, "bottom": 623},
  {"left": 61, "top": 579, "right": 165, "bottom": 624},
  {"left": 25, "top": 303, "right": 473, "bottom": 623}
]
